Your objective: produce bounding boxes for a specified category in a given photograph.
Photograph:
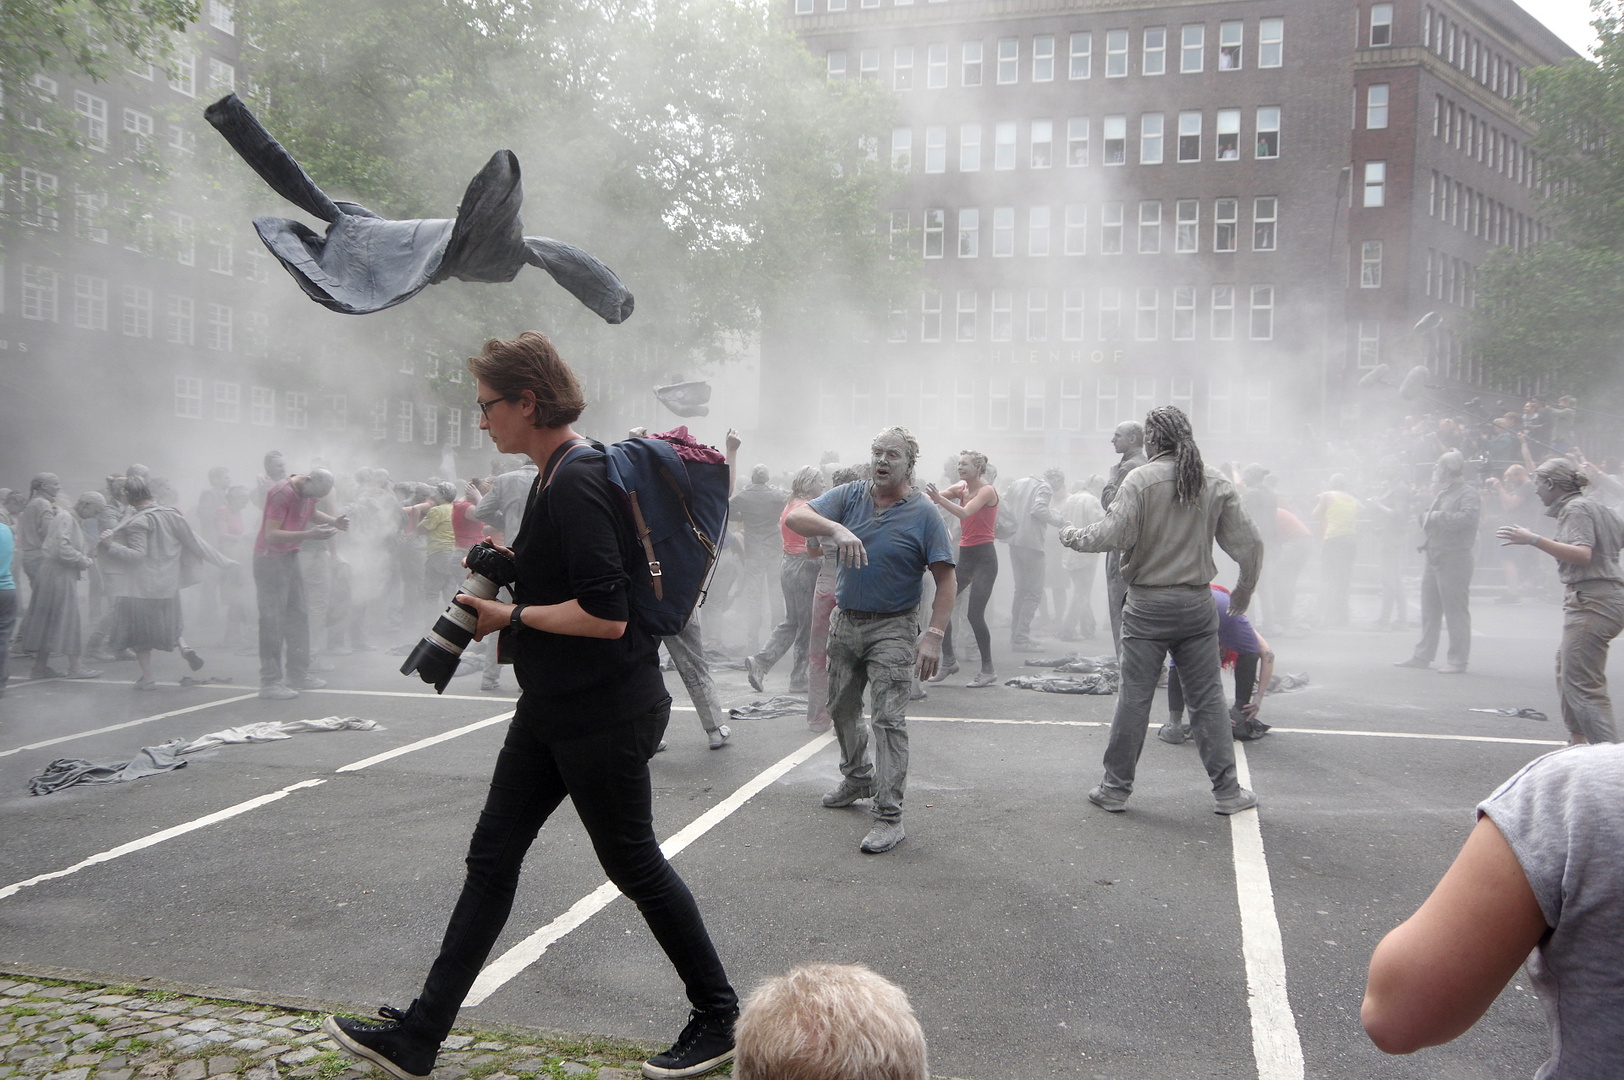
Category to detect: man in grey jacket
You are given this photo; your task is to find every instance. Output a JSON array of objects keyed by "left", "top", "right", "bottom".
[
  {"left": 1060, "top": 407, "right": 1263, "bottom": 815},
  {"left": 1002, "top": 471, "right": 1065, "bottom": 650},
  {"left": 1396, "top": 451, "right": 1481, "bottom": 674}
]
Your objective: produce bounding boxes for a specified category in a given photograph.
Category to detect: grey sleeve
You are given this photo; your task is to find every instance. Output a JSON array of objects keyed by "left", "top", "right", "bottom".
[
  {"left": 470, "top": 488, "right": 501, "bottom": 526},
  {"left": 1069, "top": 481, "right": 1140, "bottom": 553},
  {"left": 1477, "top": 748, "right": 1596, "bottom": 929},
  {"left": 1031, "top": 483, "right": 1064, "bottom": 527}
]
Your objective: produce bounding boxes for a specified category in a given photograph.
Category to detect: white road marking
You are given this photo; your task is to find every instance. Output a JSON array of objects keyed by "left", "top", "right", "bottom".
[
  {"left": 1268, "top": 725, "right": 1563, "bottom": 747},
  {"left": 0, "top": 778, "right": 326, "bottom": 900},
  {"left": 0, "top": 694, "right": 260, "bottom": 759},
  {"left": 1230, "top": 743, "right": 1305, "bottom": 1080},
  {"left": 461, "top": 731, "right": 837, "bottom": 1007},
  {"left": 336, "top": 712, "right": 515, "bottom": 773}
]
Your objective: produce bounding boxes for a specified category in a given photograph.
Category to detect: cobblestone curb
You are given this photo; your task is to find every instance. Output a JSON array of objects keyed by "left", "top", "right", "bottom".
[{"left": 0, "top": 978, "right": 663, "bottom": 1080}]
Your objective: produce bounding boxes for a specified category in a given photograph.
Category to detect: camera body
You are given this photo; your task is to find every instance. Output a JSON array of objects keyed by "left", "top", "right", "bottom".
[{"left": 400, "top": 541, "right": 520, "bottom": 693}]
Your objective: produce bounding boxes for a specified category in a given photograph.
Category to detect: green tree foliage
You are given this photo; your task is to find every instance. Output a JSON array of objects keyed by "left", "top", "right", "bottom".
[
  {"left": 236, "top": 0, "right": 902, "bottom": 393},
  {"left": 1473, "top": 1, "right": 1624, "bottom": 390}
]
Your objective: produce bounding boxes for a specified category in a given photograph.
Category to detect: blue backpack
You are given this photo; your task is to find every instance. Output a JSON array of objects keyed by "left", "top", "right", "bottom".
[{"left": 551, "top": 436, "right": 730, "bottom": 636}]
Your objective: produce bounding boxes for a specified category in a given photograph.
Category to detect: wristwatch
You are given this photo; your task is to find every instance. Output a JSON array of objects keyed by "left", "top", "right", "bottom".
[{"left": 508, "top": 604, "right": 529, "bottom": 633}]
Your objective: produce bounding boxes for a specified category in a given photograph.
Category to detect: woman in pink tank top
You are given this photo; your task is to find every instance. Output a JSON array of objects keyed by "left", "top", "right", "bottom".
[{"left": 925, "top": 451, "right": 1000, "bottom": 687}]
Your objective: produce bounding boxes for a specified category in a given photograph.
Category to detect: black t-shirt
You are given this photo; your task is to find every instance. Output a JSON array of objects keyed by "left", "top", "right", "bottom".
[{"left": 509, "top": 442, "right": 665, "bottom": 739}]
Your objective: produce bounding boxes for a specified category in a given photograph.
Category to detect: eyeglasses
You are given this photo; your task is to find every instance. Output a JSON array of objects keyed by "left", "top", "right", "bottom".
[{"left": 476, "top": 396, "right": 509, "bottom": 419}]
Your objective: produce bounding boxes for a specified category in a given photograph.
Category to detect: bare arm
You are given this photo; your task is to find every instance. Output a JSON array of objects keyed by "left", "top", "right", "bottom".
[
  {"left": 914, "top": 561, "right": 957, "bottom": 681},
  {"left": 1246, "top": 635, "right": 1274, "bottom": 718},
  {"left": 785, "top": 503, "right": 867, "bottom": 567},
  {"left": 926, "top": 482, "right": 996, "bottom": 520},
  {"left": 464, "top": 596, "right": 627, "bottom": 641},
  {"left": 1496, "top": 526, "right": 1591, "bottom": 565},
  {"left": 725, "top": 429, "right": 741, "bottom": 495},
  {"left": 1362, "top": 816, "right": 1547, "bottom": 1054}
]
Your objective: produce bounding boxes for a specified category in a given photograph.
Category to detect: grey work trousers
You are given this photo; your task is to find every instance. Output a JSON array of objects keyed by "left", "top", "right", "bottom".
[
  {"left": 754, "top": 555, "right": 819, "bottom": 688},
  {"left": 254, "top": 552, "right": 309, "bottom": 687},
  {"left": 1411, "top": 550, "right": 1473, "bottom": 667},
  {"left": 1106, "top": 552, "right": 1127, "bottom": 654},
  {"left": 1009, "top": 546, "right": 1046, "bottom": 644},
  {"left": 1558, "top": 581, "right": 1624, "bottom": 744},
  {"left": 826, "top": 610, "right": 917, "bottom": 823},
  {"left": 1100, "top": 585, "right": 1240, "bottom": 799},
  {"left": 663, "top": 615, "right": 726, "bottom": 735}
]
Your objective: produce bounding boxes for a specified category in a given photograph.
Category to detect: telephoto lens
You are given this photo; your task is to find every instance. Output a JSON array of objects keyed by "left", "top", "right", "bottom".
[{"left": 400, "top": 542, "right": 519, "bottom": 693}]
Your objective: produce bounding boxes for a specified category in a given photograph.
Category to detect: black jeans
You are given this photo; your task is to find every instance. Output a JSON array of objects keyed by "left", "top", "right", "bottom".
[
  {"left": 414, "top": 697, "right": 736, "bottom": 1035},
  {"left": 254, "top": 552, "right": 309, "bottom": 686}
]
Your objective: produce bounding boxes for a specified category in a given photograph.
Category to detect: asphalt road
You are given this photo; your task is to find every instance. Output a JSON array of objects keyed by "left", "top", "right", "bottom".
[{"left": 0, "top": 597, "right": 1587, "bottom": 1079}]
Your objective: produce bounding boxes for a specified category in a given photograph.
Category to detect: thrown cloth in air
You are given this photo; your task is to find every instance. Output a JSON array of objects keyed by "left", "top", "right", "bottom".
[
  {"left": 28, "top": 716, "right": 380, "bottom": 795},
  {"left": 728, "top": 695, "right": 808, "bottom": 721},
  {"left": 1004, "top": 672, "right": 1120, "bottom": 695},
  {"left": 203, "top": 94, "right": 633, "bottom": 322},
  {"left": 654, "top": 381, "right": 712, "bottom": 419}
]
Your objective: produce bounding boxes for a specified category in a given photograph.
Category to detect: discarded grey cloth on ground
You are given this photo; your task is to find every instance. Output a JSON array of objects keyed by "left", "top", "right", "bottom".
[
  {"left": 29, "top": 717, "right": 381, "bottom": 795},
  {"left": 1004, "top": 671, "right": 1120, "bottom": 695},
  {"left": 1024, "top": 652, "right": 1090, "bottom": 668},
  {"left": 1055, "top": 656, "right": 1119, "bottom": 675},
  {"left": 203, "top": 94, "right": 633, "bottom": 323},
  {"left": 178, "top": 674, "right": 233, "bottom": 687},
  {"left": 1266, "top": 673, "right": 1311, "bottom": 694},
  {"left": 1470, "top": 707, "right": 1551, "bottom": 721},
  {"left": 702, "top": 648, "right": 749, "bottom": 670},
  {"left": 728, "top": 695, "right": 808, "bottom": 721}
]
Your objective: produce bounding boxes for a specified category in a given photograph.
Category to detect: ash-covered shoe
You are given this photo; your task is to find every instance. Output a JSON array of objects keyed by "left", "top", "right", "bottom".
[
  {"left": 967, "top": 671, "right": 998, "bottom": 688},
  {"left": 1215, "top": 788, "right": 1259, "bottom": 815},
  {"left": 1158, "top": 721, "right": 1191, "bottom": 744},
  {"left": 258, "top": 683, "right": 299, "bottom": 700},
  {"left": 641, "top": 1008, "right": 736, "bottom": 1079},
  {"left": 744, "top": 655, "right": 765, "bottom": 693},
  {"left": 1087, "top": 784, "right": 1129, "bottom": 812},
  {"left": 821, "top": 777, "right": 874, "bottom": 808},
  {"left": 927, "top": 662, "right": 960, "bottom": 683},
  {"left": 860, "top": 819, "right": 906, "bottom": 853},
  {"left": 322, "top": 1003, "right": 439, "bottom": 1080},
  {"left": 708, "top": 724, "right": 731, "bottom": 750}
]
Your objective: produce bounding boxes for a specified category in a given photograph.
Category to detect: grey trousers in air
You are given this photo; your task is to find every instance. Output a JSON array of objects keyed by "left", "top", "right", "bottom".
[
  {"left": 1009, "top": 546, "right": 1045, "bottom": 644},
  {"left": 663, "top": 615, "right": 726, "bottom": 735},
  {"left": 826, "top": 610, "right": 917, "bottom": 823},
  {"left": 1558, "top": 581, "right": 1624, "bottom": 744},
  {"left": 1411, "top": 550, "right": 1473, "bottom": 667},
  {"left": 1100, "top": 584, "right": 1240, "bottom": 799}
]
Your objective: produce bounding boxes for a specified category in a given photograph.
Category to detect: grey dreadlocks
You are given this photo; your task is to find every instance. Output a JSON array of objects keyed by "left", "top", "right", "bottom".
[{"left": 1144, "top": 406, "right": 1205, "bottom": 505}]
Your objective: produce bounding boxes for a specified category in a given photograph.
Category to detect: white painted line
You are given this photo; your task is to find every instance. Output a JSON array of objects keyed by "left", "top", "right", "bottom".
[
  {"left": 336, "top": 712, "right": 515, "bottom": 773},
  {"left": 914, "top": 715, "right": 1107, "bottom": 728},
  {"left": 0, "top": 778, "right": 326, "bottom": 900},
  {"left": 1268, "top": 726, "right": 1563, "bottom": 747},
  {"left": 1229, "top": 744, "right": 1305, "bottom": 1080},
  {"left": 461, "top": 731, "right": 837, "bottom": 1007},
  {"left": 0, "top": 694, "right": 260, "bottom": 759}
]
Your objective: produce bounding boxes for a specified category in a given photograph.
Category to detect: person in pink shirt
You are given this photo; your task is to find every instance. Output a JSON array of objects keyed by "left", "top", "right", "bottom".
[{"left": 254, "top": 469, "right": 348, "bottom": 700}]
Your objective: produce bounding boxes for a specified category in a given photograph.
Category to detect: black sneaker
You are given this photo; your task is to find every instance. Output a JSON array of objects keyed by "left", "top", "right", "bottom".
[
  {"left": 641, "top": 1009, "right": 737, "bottom": 1079},
  {"left": 323, "top": 1003, "right": 439, "bottom": 1080}
]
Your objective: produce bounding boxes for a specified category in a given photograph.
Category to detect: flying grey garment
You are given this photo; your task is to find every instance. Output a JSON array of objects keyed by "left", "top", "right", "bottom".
[{"left": 203, "top": 94, "right": 634, "bottom": 322}]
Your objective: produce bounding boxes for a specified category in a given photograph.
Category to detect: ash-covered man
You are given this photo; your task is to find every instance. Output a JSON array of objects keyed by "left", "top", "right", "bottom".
[
  {"left": 1396, "top": 451, "right": 1480, "bottom": 674},
  {"left": 1060, "top": 406, "right": 1263, "bottom": 815},
  {"left": 785, "top": 427, "right": 956, "bottom": 854},
  {"left": 254, "top": 469, "right": 347, "bottom": 700},
  {"left": 1498, "top": 459, "right": 1624, "bottom": 744},
  {"left": 1102, "top": 422, "right": 1148, "bottom": 652}
]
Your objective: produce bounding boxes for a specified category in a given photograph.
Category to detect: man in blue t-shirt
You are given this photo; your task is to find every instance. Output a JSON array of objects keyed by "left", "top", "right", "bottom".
[{"left": 787, "top": 427, "right": 956, "bottom": 854}]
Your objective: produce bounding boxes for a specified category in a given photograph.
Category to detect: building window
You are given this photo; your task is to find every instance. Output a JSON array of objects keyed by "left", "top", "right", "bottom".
[
  {"left": 1370, "top": 3, "right": 1393, "bottom": 47},
  {"left": 1249, "top": 285, "right": 1274, "bottom": 339},
  {"left": 175, "top": 377, "right": 204, "bottom": 419},
  {"left": 1177, "top": 111, "right": 1201, "bottom": 162},
  {"left": 1259, "top": 18, "right": 1283, "bottom": 67},
  {"left": 994, "top": 121, "right": 1016, "bottom": 169},
  {"left": 20, "top": 170, "right": 59, "bottom": 230},
  {"left": 1173, "top": 285, "right": 1196, "bottom": 339},
  {"left": 245, "top": 249, "right": 270, "bottom": 283},
  {"left": 285, "top": 392, "right": 309, "bottom": 431},
  {"left": 1069, "top": 32, "right": 1091, "bottom": 79},
  {"left": 962, "top": 41, "right": 983, "bottom": 85},
  {"left": 891, "top": 127, "right": 911, "bottom": 170},
  {"left": 73, "top": 274, "right": 107, "bottom": 330},
  {"left": 887, "top": 296, "right": 908, "bottom": 342},
  {"left": 855, "top": 50, "right": 878, "bottom": 80},
  {"left": 1135, "top": 287, "right": 1159, "bottom": 340},
  {"left": 1216, "top": 109, "right": 1240, "bottom": 159},
  {"left": 393, "top": 400, "right": 414, "bottom": 442},
  {"left": 1098, "top": 287, "right": 1121, "bottom": 340},
  {"left": 170, "top": 212, "right": 195, "bottom": 265},
  {"left": 1033, "top": 35, "right": 1054, "bottom": 81},
  {"left": 1142, "top": 27, "right": 1166, "bottom": 76},
  {"left": 168, "top": 49, "right": 196, "bottom": 96},
  {"left": 1219, "top": 21, "right": 1242, "bottom": 69},
  {"left": 1095, "top": 377, "right": 1121, "bottom": 430},
  {"left": 991, "top": 289, "right": 1013, "bottom": 341},
  {"left": 214, "top": 382, "right": 240, "bottom": 423},
  {"left": 989, "top": 380, "right": 1011, "bottom": 430},
  {"left": 206, "top": 242, "right": 233, "bottom": 276},
  {"left": 959, "top": 123, "right": 981, "bottom": 171},
  {"left": 1030, "top": 120, "right": 1052, "bottom": 167},
  {"left": 1211, "top": 284, "right": 1235, "bottom": 339},
  {"left": 209, "top": 0, "right": 235, "bottom": 32},
  {"left": 894, "top": 46, "right": 914, "bottom": 90},
  {"left": 165, "top": 296, "right": 195, "bottom": 345},
  {"left": 1062, "top": 289, "right": 1084, "bottom": 340},
  {"left": 1103, "top": 115, "right": 1126, "bottom": 164},
  {"left": 889, "top": 211, "right": 910, "bottom": 256},
  {"left": 1357, "top": 321, "right": 1381, "bottom": 368},
  {"left": 1214, "top": 198, "right": 1238, "bottom": 251},
  {"left": 252, "top": 387, "right": 276, "bottom": 427},
  {"left": 1256, "top": 107, "right": 1280, "bottom": 158},
  {"left": 123, "top": 108, "right": 154, "bottom": 157},
  {"left": 997, "top": 38, "right": 1018, "bottom": 84},
  {"left": 1138, "top": 200, "right": 1162, "bottom": 253},
  {"left": 1026, "top": 290, "right": 1048, "bottom": 340},
  {"left": 1364, "top": 161, "right": 1386, "bottom": 206},
  {"left": 1064, "top": 204, "right": 1086, "bottom": 254},
  {"left": 122, "top": 286, "right": 152, "bottom": 337},
  {"left": 208, "top": 58, "right": 235, "bottom": 94},
  {"left": 958, "top": 208, "right": 979, "bottom": 256},
  {"left": 1367, "top": 83, "right": 1389, "bottom": 129},
  {"left": 74, "top": 190, "right": 109, "bottom": 243},
  {"left": 827, "top": 52, "right": 846, "bottom": 79},
  {"left": 1140, "top": 113, "right": 1163, "bottom": 164},
  {"left": 923, "top": 208, "right": 945, "bottom": 257},
  {"left": 1176, "top": 199, "right": 1199, "bottom": 252},
  {"left": 1361, "top": 240, "right": 1383, "bottom": 287},
  {"left": 992, "top": 206, "right": 1015, "bottom": 256},
  {"left": 1060, "top": 376, "right": 1083, "bottom": 430},
  {"left": 1067, "top": 117, "right": 1089, "bottom": 165},
  {"left": 75, "top": 92, "right": 108, "bottom": 151},
  {"left": 921, "top": 290, "right": 942, "bottom": 341},
  {"left": 207, "top": 303, "right": 233, "bottom": 350},
  {"left": 1029, "top": 206, "right": 1051, "bottom": 255},
  {"left": 1023, "top": 377, "right": 1046, "bottom": 429},
  {"left": 445, "top": 405, "right": 461, "bottom": 446},
  {"left": 1253, "top": 197, "right": 1277, "bottom": 250},
  {"left": 1101, "top": 202, "right": 1123, "bottom": 254},
  {"left": 244, "top": 311, "right": 269, "bottom": 357},
  {"left": 927, "top": 43, "right": 947, "bottom": 87},
  {"left": 1105, "top": 29, "right": 1128, "bottom": 77},
  {"left": 1180, "top": 24, "right": 1204, "bottom": 73},
  {"left": 956, "top": 290, "right": 977, "bottom": 340}
]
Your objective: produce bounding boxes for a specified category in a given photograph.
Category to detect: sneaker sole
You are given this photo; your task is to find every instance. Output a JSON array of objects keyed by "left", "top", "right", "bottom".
[
  {"left": 1214, "top": 798, "right": 1259, "bottom": 815},
  {"left": 641, "top": 1047, "right": 735, "bottom": 1079},
  {"left": 321, "top": 1017, "right": 431, "bottom": 1080}
]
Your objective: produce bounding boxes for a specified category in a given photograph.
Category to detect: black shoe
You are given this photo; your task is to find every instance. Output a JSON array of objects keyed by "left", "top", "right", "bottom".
[
  {"left": 642, "top": 1009, "right": 737, "bottom": 1079},
  {"left": 180, "top": 647, "right": 204, "bottom": 671},
  {"left": 322, "top": 1003, "right": 439, "bottom": 1080}
]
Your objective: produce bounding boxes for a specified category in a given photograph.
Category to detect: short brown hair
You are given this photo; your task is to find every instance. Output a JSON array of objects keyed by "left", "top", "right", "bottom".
[{"left": 466, "top": 331, "right": 585, "bottom": 429}]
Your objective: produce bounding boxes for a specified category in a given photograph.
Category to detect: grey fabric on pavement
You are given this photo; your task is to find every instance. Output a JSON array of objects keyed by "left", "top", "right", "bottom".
[
  {"left": 728, "top": 695, "right": 809, "bottom": 721},
  {"left": 1004, "top": 672, "right": 1119, "bottom": 695},
  {"left": 1266, "top": 672, "right": 1311, "bottom": 694}
]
